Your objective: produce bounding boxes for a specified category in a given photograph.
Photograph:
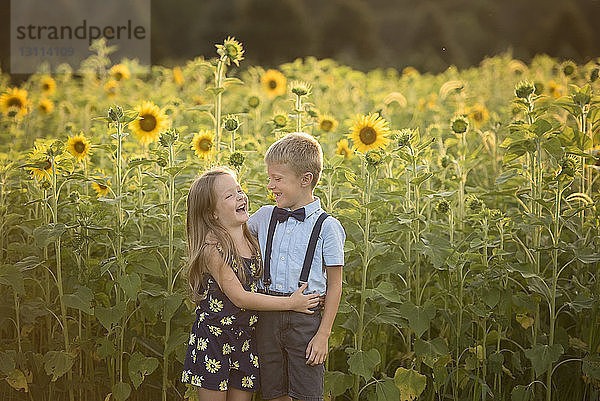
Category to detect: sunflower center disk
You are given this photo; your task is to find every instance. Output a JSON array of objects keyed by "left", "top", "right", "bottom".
[
  {"left": 321, "top": 121, "right": 333, "bottom": 131},
  {"left": 359, "top": 127, "right": 377, "bottom": 145},
  {"left": 74, "top": 141, "right": 86, "bottom": 153},
  {"left": 140, "top": 114, "right": 157, "bottom": 132},
  {"left": 268, "top": 80, "right": 277, "bottom": 89},
  {"left": 199, "top": 139, "right": 211, "bottom": 151},
  {"left": 8, "top": 98, "right": 23, "bottom": 108}
]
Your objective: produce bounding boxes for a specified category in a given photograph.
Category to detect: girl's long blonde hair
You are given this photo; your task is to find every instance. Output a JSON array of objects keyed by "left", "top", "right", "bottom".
[{"left": 186, "top": 167, "right": 262, "bottom": 304}]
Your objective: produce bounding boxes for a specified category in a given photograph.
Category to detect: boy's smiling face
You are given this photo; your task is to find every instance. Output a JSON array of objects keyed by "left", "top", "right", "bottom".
[{"left": 267, "top": 162, "right": 314, "bottom": 211}]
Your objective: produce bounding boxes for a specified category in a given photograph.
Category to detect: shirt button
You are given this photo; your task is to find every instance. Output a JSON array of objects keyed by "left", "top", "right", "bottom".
[
  {"left": 286, "top": 229, "right": 290, "bottom": 234},
  {"left": 281, "top": 256, "right": 285, "bottom": 261},
  {"left": 277, "top": 284, "right": 283, "bottom": 290}
]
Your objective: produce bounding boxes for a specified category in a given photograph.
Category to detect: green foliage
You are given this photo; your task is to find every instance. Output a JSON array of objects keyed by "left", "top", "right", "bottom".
[{"left": 1, "top": 44, "right": 599, "bottom": 401}]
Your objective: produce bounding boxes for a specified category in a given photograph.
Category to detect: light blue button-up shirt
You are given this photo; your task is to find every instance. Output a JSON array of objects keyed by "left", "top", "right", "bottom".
[{"left": 247, "top": 197, "right": 345, "bottom": 295}]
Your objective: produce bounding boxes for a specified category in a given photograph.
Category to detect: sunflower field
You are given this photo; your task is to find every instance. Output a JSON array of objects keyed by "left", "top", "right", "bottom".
[{"left": 1, "top": 37, "right": 600, "bottom": 401}]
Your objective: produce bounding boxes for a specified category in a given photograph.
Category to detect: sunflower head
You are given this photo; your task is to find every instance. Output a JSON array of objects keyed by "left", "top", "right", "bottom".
[
  {"left": 515, "top": 81, "right": 535, "bottom": 99},
  {"left": 67, "top": 134, "right": 91, "bottom": 161},
  {"left": 402, "top": 66, "right": 419, "bottom": 78},
  {"left": 467, "top": 104, "right": 489, "bottom": 127},
  {"left": 272, "top": 113, "right": 288, "bottom": 128},
  {"left": 319, "top": 114, "right": 338, "bottom": 132},
  {"left": 451, "top": 116, "right": 469, "bottom": 134},
  {"left": 41, "top": 76, "right": 56, "bottom": 95},
  {"left": 191, "top": 131, "right": 213, "bottom": 158},
  {"left": 291, "top": 80, "right": 312, "bottom": 97},
  {"left": 104, "top": 80, "right": 119, "bottom": 97},
  {"left": 439, "top": 154, "right": 451, "bottom": 169},
  {"left": 261, "top": 69, "right": 287, "bottom": 98},
  {"left": 465, "top": 195, "right": 484, "bottom": 214},
  {"left": 108, "top": 105, "right": 124, "bottom": 123},
  {"left": 365, "top": 149, "right": 384, "bottom": 167},
  {"left": 216, "top": 36, "right": 245, "bottom": 66},
  {"left": 25, "top": 143, "right": 54, "bottom": 182},
  {"left": 130, "top": 102, "right": 168, "bottom": 145},
  {"left": 247, "top": 96, "right": 260, "bottom": 109},
  {"left": 335, "top": 139, "right": 353, "bottom": 160},
  {"left": 534, "top": 82, "right": 544, "bottom": 95},
  {"left": 228, "top": 151, "right": 245, "bottom": 168},
  {"left": 1, "top": 88, "right": 29, "bottom": 118},
  {"left": 223, "top": 115, "right": 240, "bottom": 132},
  {"left": 109, "top": 64, "right": 131, "bottom": 81},
  {"left": 556, "top": 154, "right": 579, "bottom": 180},
  {"left": 91, "top": 170, "right": 111, "bottom": 198},
  {"left": 562, "top": 61, "right": 576, "bottom": 77},
  {"left": 38, "top": 98, "right": 54, "bottom": 114},
  {"left": 436, "top": 199, "right": 451, "bottom": 214},
  {"left": 548, "top": 81, "right": 563, "bottom": 99},
  {"left": 348, "top": 113, "right": 391, "bottom": 153},
  {"left": 173, "top": 66, "right": 184, "bottom": 86},
  {"left": 159, "top": 128, "right": 179, "bottom": 148},
  {"left": 395, "top": 128, "right": 414, "bottom": 148}
]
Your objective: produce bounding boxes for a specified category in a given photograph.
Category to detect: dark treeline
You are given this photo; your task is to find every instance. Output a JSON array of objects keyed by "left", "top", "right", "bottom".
[
  {"left": 1, "top": 0, "right": 599, "bottom": 74},
  {"left": 151, "top": 0, "right": 600, "bottom": 72}
]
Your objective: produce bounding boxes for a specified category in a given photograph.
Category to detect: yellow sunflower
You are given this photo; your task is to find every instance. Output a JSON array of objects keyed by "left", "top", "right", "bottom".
[
  {"left": 319, "top": 114, "right": 338, "bottom": 132},
  {"left": 40, "top": 76, "right": 56, "bottom": 95},
  {"left": 191, "top": 131, "right": 214, "bottom": 158},
  {"left": 548, "top": 80, "right": 563, "bottom": 99},
  {"left": 336, "top": 139, "right": 353, "bottom": 159},
  {"left": 348, "top": 113, "right": 391, "bottom": 153},
  {"left": 129, "top": 102, "right": 168, "bottom": 145},
  {"left": 0, "top": 88, "right": 29, "bottom": 118},
  {"left": 38, "top": 98, "right": 54, "bottom": 114},
  {"left": 67, "top": 134, "right": 92, "bottom": 161},
  {"left": 402, "top": 66, "right": 419, "bottom": 78},
  {"left": 216, "top": 36, "right": 245, "bottom": 66},
  {"left": 91, "top": 170, "right": 111, "bottom": 197},
  {"left": 467, "top": 104, "right": 489, "bottom": 127},
  {"left": 25, "top": 144, "right": 53, "bottom": 182},
  {"left": 109, "top": 64, "right": 131, "bottom": 81},
  {"left": 173, "top": 66, "right": 184, "bottom": 86},
  {"left": 261, "top": 69, "right": 287, "bottom": 98},
  {"left": 104, "top": 80, "right": 118, "bottom": 97}
]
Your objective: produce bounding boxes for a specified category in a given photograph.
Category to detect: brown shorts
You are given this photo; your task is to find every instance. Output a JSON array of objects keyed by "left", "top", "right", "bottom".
[{"left": 256, "top": 307, "right": 324, "bottom": 401}]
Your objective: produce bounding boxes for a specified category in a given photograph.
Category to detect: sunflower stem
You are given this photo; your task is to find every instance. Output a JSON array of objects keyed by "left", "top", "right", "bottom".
[
  {"left": 214, "top": 56, "right": 227, "bottom": 161},
  {"left": 163, "top": 140, "right": 176, "bottom": 401},
  {"left": 296, "top": 94, "right": 302, "bottom": 132},
  {"left": 353, "top": 160, "right": 371, "bottom": 401},
  {"left": 51, "top": 152, "right": 74, "bottom": 401}
]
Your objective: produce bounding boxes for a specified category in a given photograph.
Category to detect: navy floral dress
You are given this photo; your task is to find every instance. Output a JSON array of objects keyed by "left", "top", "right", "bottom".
[{"left": 181, "top": 245, "right": 261, "bottom": 392}]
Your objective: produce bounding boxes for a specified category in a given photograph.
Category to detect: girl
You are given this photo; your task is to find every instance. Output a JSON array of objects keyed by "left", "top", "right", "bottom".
[{"left": 182, "top": 167, "right": 319, "bottom": 401}]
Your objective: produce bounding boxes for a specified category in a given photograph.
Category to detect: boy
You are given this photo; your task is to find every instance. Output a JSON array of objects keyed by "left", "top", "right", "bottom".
[{"left": 247, "top": 132, "right": 345, "bottom": 401}]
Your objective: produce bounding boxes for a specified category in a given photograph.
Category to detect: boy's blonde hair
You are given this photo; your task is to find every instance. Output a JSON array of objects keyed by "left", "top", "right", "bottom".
[{"left": 264, "top": 132, "right": 323, "bottom": 188}]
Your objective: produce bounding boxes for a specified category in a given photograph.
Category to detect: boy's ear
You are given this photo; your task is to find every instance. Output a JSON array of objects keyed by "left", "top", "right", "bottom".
[{"left": 300, "top": 172, "right": 313, "bottom": 187}]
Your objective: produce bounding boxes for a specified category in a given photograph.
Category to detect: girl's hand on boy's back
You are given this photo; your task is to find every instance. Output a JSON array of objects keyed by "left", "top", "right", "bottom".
[{"left": 289, "top": 282, "right": 320, "bottom": 314}]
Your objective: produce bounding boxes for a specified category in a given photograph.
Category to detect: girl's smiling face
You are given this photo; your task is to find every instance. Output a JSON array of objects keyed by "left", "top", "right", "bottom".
[{"left": 213, "top": 173, "right": 248, "bottom": 227}]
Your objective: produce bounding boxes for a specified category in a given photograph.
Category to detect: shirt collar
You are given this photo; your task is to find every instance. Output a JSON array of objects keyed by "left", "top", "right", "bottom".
[{"left": 301, "top": 197, "right": 321, "bottom": 219}]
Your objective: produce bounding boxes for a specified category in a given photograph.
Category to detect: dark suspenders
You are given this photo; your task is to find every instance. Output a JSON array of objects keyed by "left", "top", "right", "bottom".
[{"left": 262, "top": 208, "right": 329, "bottom": 290}]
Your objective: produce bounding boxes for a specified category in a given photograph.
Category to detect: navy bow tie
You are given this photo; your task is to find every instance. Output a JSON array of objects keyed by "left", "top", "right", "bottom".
[{"left": 274, "top": 206, "right": 306, "bottom": 222}]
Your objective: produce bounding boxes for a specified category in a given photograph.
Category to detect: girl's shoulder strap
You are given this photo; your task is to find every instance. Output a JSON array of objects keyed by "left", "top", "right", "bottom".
[{"left": 203, "top": 242, "right": 237, "bottom": 272}]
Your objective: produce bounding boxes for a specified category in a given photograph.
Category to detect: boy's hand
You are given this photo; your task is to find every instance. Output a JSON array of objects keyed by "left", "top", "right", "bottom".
[{"left": 305, "top": 331, "right": 329, "bottom": 365}]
